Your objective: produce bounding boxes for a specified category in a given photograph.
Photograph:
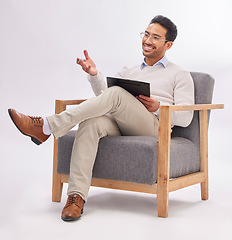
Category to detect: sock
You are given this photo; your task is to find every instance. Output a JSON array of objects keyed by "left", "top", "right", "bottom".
[{"left": 43, "top": 117, "right": 52, "bottom": 135}]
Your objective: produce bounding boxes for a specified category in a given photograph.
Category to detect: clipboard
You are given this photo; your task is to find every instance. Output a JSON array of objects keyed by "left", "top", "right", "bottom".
[{"left": 107, "top": 77, "right": 150, "bottom": 97}]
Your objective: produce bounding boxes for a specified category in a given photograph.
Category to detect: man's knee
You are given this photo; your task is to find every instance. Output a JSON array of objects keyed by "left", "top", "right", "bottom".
[
  {"left": 79, "top": 116, "right": 115, "bottom": 130},
  {"left": 79, "top": 117, "right": 103, "bottom": 129},
  {"left": 105, "top": 86, "right": 131, "bottom": 99}
]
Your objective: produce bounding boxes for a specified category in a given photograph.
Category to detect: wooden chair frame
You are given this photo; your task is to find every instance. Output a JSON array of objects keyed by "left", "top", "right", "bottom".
[{"left": 52, "top": 99, "right": 224, "bottom": 217}]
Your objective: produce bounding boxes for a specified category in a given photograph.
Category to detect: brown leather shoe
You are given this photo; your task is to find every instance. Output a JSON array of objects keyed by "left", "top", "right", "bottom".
[
  {"left": 8, "top": 109, "right": 50, "bottom": 145},
  {"left": 61, "top": 194, "right": 85, "bottom": 222}
]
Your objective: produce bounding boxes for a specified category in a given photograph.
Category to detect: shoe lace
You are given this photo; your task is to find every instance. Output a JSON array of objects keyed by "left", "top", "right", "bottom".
[
  {"left": 29, "top": 116, "right": 42, "bottom": 124},
  {"left": 67, "top": 195, "right": 81, "bottom": 207}
]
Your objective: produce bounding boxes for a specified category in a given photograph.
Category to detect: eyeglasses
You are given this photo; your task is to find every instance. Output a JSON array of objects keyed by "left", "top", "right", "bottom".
[{"left": 140, "top": 32, "right": 168, "bottom": 43}]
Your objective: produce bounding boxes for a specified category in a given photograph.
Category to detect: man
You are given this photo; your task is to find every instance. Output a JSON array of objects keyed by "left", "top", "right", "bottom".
[{"left": 8, "top": 15, "right": 194, "bottom": 221}]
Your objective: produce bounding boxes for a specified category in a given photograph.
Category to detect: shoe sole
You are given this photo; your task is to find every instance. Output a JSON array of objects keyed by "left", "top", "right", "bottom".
[
  {"left": 8, "top": 109, "right": 42, "bottom": 146},
  {"left": 61, "top": 209, "right": 83, "bottom": 222}
]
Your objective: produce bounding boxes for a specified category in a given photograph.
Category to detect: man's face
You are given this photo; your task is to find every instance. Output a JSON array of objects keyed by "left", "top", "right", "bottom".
[{"left": 142, "top": 23, "right": 172, "bottom": 60}]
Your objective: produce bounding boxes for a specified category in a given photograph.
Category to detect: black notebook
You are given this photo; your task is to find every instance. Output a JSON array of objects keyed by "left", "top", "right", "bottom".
[{"left": 107, "top": 77, "right": 150, "bottom": 97}]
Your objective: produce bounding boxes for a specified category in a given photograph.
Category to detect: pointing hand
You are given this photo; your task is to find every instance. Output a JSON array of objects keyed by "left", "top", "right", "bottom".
[{"left": 76, "top": 50, "right": 98, "bottom": 76}]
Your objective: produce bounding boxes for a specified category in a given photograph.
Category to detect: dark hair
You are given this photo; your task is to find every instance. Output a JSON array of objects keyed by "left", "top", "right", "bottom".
[{"left": 150, "top": 15, "right": 177, "bottom": 42}]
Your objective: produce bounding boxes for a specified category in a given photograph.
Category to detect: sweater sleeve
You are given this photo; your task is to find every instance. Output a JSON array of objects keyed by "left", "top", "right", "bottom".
[
  {"left": 87, "top": 72, "right": 107, "bottom": 96},
  {"left": 171, "top": 70, "right": 194, "bottom": 127},
  {"left": 87, "top": 66, "right": 128, "bottom": 96}
]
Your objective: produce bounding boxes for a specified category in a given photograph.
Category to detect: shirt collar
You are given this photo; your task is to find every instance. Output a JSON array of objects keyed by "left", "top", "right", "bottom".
[{"left": 141, "top": 56, "right": 168, "bottom": 69}]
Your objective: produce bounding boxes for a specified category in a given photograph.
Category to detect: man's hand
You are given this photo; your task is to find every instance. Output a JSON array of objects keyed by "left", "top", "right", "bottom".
[
  {"left": 136, "top": 95, "right": 160, "bottom": 112},
  {"left": 76, "top": 50, "right": 98, "bottom": 76}
]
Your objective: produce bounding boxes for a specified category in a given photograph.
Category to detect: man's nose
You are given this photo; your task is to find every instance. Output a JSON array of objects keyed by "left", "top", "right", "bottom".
[{"left": 144, "top": 36, "right": 153, "bottom": 44}]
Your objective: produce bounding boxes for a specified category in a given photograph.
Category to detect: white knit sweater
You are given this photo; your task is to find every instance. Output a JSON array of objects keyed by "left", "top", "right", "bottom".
[{"left": 88, "top": 61, "right": 194, "bottom": 127}]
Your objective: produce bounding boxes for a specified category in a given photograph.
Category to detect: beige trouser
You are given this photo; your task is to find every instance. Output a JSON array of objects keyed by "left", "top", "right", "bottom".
[{"left": 47, "top": 86, "right": 159, "bottom": 201}]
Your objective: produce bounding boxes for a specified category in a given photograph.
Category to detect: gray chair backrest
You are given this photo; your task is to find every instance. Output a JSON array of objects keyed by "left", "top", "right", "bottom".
[{"left": 171, "top": 72, "right": 215, "bottom": 148}]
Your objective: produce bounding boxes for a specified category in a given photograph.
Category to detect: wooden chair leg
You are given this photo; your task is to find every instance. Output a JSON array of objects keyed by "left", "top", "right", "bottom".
[
  {"left": 157, "top": 106, "right": 171, "bottom": 217},
  {"left": 157, "top": 182, "right": 169, "bottom": 218},
  {"left": 52, "top": 172, "right": 63, "bottom": 202},
  {"left": 201, "top": 181, "right": 208, "bottom": 200},
  {"left": 52, "top": 138, "right": 63, "bottom": 202},
  {"left": 199, "top": 110, "right": 209, "bottom": 200}
]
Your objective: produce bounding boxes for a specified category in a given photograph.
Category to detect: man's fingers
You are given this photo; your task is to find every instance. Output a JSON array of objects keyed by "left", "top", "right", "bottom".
[
  {"left": 137, "top": 97, "right": 147, "bottom": 105},
  {"left": 137, "top": 96, "right": 160, "bottom": 112},
  {"left": 137, "top": 96, "right": 154, "bottom": 108},
  {"left": 77, "top": 50, "right": 97, "bottom": 75},
  {"left": 77, "top": 50, "right": 90, "bottom": 65},
  {"left": 77, "top": 58, "right": 81, "bottom": 65},
  {"left": 82, "top": 62, "right": 91, "bottom": 73},
  {"left": 82, "top": 63, "right": 87, "bottom": 72},
  {"left": 79, "top": 59, "right": 86, "bottom": 68},
  {"left": 138, "top": 95, "right": 151, "bottom": 101},
  {"left": 77, "top": 58, "right": 85, "bottom": 65},
  {"left": 84, "top": 50, "right": 90, "bottom": 60},
  {"left": 137, "top": 96, "right": 150, "bottom": 104}
]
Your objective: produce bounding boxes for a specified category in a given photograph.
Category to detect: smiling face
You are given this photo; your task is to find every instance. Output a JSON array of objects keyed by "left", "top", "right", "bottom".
[{"left": 142, "top": 23, "right": 173, "bottom": 66}]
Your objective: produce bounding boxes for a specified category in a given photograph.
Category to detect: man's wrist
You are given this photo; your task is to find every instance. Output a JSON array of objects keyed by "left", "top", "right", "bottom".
[
  {"left": 89, "top": 69, "right": 98, "bottom": 76},
  {"left": 88, "top": 71, "right": 100, "bottom": 82}
]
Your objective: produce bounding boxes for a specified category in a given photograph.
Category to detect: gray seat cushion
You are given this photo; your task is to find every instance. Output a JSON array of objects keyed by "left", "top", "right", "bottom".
[{"left": 57, "top": 131, "right": 199, "bottom": 184}]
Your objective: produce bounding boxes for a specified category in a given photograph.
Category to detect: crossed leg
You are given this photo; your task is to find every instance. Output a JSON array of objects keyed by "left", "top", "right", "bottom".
[{"left": 47, "top": 86, "right": 159, "bottom": 200}]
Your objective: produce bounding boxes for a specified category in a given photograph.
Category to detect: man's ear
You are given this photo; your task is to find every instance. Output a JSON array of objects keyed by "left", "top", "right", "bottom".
[{"left": 166, "top": 41, "right": 173, "bottom": 50}]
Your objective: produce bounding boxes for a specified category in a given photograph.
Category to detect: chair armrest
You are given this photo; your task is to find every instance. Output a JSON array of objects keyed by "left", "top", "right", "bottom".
[
  {"left": 55, "top": 99, "right": 87, "bottom": 114},
  {"left": 58, "top": 99, "right": 87, "bottom": 106},
  {"left": 168, "top": 104, "right": 224, "bottom": 112}
]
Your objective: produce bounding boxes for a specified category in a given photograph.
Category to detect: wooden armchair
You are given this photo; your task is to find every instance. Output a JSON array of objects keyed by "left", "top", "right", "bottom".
[{"left": 52, "top": 72, "right": 223, "bottom": 217}]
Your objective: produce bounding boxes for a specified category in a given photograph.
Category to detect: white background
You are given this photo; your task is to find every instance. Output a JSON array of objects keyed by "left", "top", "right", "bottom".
[{"left": 0, "top": 0, "right": 231, "bottom": 239}]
